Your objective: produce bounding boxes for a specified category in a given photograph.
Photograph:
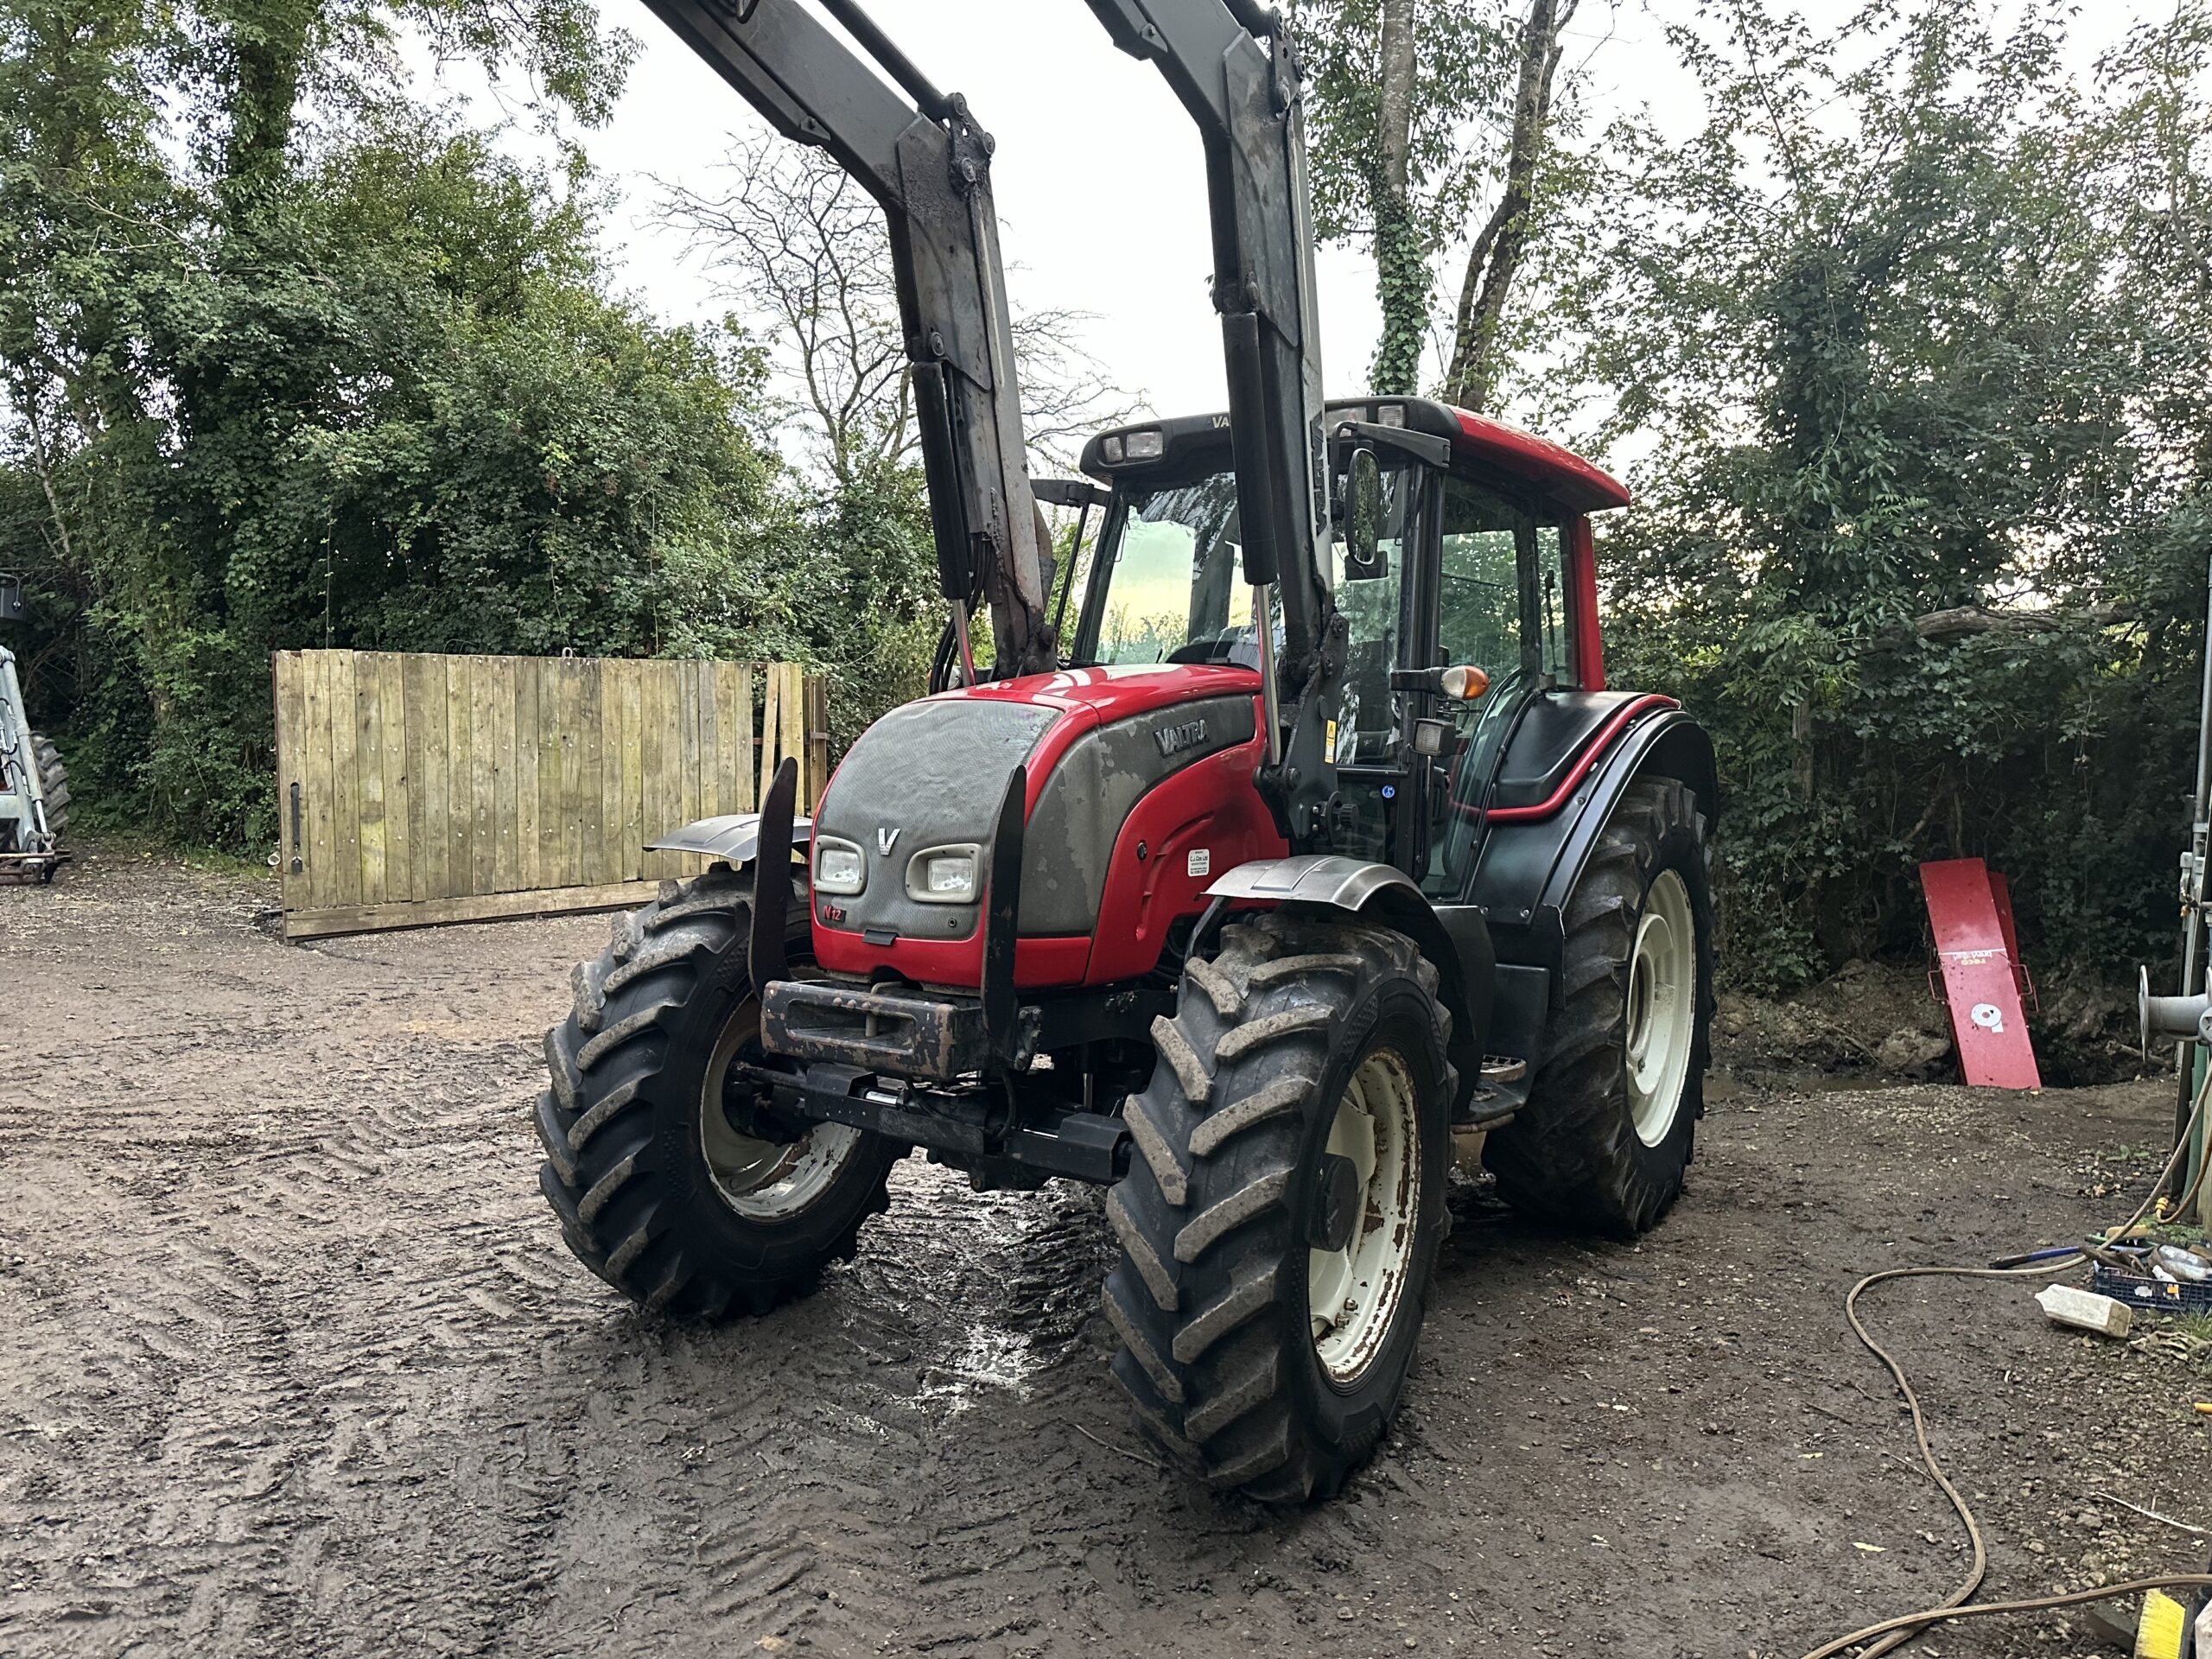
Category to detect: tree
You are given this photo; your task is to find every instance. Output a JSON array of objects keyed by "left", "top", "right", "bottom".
[
  {"left": 658, "top": 136, "right": 1138, "bottom": 741},
  {"left": 0, "top": 0, "right": 807, "bottom": 849},
  {"left": 1299, "top": 0, "right": 1573, "bottom": 400},
  {"left": 1539, "top": 0, "right": 2212, "bottom": 1003},
  {"left": 1438, "top": 0, "right": 1578, "bottom": 409},
  {"left": 661, "top": 138, "right": 906, "bottom": 487},
  {"left": 659, "top": 136, "right": 1135, "bottom": 480}
]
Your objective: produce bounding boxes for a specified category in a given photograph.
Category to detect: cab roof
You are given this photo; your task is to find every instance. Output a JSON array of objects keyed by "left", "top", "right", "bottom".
[{"left": 1077, "top": 396, "right": 1630, "bottom": 516}]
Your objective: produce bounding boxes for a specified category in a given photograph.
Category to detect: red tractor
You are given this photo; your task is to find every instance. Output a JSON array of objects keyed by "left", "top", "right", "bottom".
[{"left": 534, "top": 0, "right": 1716, "bottom": 1502}]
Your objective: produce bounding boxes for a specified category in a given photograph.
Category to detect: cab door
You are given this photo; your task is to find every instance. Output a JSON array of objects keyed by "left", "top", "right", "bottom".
[
  {"left": 1313, "top": 452, "right": 1433, "bottom": 869},
  {"left": 1414, "top": 473, "right": 1580, "bottom": 903}
]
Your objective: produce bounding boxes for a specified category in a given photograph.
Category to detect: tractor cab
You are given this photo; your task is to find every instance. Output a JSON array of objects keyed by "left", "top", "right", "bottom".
[{"left": 1069, "top": 397, "right": 1631, "bottom": 899}]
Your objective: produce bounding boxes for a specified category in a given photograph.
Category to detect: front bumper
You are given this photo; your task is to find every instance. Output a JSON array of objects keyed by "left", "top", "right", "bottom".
[
  {"left": 738, "top": 1057, "right": 1134, "bottom": 1187},
  {"left": 760, "top": 978, "right": 991, "bottom": 1084}
]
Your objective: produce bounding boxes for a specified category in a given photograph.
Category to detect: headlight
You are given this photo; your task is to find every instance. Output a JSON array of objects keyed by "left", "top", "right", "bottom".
[
  {"left": 814, "top": 836, "right": 865, "bottom": 895},
  {"left": 906, "top": 845, "right": 979, "bottom": 904}
]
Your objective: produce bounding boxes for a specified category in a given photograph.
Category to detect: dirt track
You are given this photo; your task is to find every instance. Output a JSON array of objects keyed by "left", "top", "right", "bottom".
[{"left": 3, "top": 852, "right": 2209, "bottom": 1658}]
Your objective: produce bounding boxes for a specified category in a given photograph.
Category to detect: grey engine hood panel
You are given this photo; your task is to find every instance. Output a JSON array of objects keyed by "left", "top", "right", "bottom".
[
  {"left": 815, "top": 692, "right": 1256, "bottom": 940},
  {"left": 812, "top": 699, "right": 1062, "bottom": 944}
]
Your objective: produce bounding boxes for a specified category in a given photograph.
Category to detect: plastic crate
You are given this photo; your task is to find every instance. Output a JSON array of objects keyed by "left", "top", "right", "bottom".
[{"left": 2090, "top": 1262, "right": 2212, "bottom": 1317}]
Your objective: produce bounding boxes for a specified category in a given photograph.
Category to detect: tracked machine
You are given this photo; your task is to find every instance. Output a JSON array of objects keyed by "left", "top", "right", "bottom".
[{"left": 535, "top": 0, "right": 1717, "bottom": 1501}]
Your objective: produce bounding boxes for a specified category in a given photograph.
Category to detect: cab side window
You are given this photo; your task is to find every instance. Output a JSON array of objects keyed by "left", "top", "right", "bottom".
[
  {"left": 1435, "top": 478, "right": 1574, "bottom": 684},
  {"left": 1533, "top": 523, "right": 1573, "bottom": 682},
  {"left": 1437, "top": 479, "right": 1529, "bottom": 685}
]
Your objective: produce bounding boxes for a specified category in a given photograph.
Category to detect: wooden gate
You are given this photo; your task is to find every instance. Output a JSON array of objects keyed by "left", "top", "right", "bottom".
[{"left": 274, "top": 651, "right": 826, "bottom": 941}]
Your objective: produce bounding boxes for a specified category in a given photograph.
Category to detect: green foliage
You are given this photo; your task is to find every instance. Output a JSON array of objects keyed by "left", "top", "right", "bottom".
[
  {"left": 10, "top": 0, "right": 2207, "bottom": 1052},
  {"left": 1298, "top": 0, "right": 1516, "bottom": 391},
  {"left": 1539, "top": 0, "right": 2212, "bottom": 996},
  {"left": 1367, "top": 178, "right": 1429, "bottom": 397},
  {"left": 0, "top": 0, "right": 935, "bottom": 852},
  {"left": 772, "top": 452, "right": 943, "bottom": 749}
]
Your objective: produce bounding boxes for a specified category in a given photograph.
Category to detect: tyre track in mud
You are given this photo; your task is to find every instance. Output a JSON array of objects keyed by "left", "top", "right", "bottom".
[
  {"left": 5, "top": 855, "right": 2207, "bottom": 1658},
  {"left": 0, "top": 861, "right": 1160, "bottom": 1657}
]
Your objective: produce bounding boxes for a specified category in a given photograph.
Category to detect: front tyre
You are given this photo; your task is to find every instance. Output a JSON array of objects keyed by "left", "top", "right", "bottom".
[
  {"left": 1101, "top": 913, "right": 1454, "bottom": 1503},
  {"left": 536, "top": 866, "right": 899, "bottom": 1319},
  {"left": 1485, "top": 775, "right": 1713, "bottom": 1235}
]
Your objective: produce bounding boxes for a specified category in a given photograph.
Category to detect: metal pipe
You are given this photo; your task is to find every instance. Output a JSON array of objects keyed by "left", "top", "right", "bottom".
[
  {"left": 2178, "top": 550, "right": 2212, "bottom": 1165},
  {"left": 2183, "top": 549, "right": 2212, "bottom": 993},
  {"left": 1255, "top": 585, "right": 1283, "bottom": 766},
  {"left": 1051, "top": 504, "right": 1090, "bottom": 645},
  {"left": 1222, "top": 0, "right": 1280, "bottom": 38},
  {"left": 950, "top": 598, "right": 978, "bottom": 687},
  {"left": 816, "top": 0, "right": 953, "bottom": 120}
]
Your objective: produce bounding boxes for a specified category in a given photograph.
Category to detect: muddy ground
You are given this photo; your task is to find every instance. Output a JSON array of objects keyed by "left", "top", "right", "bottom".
[{"left": 3, "top": 851, "right": 2209, "bottom": 1659}]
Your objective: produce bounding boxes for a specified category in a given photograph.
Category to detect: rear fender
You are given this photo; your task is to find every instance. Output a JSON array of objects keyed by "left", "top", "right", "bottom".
[
  {"left": 645, "top": 812, "right": 816, "bottom": 866},
  {"left": 1468, "top": 708, "right": 1717, "bottom": 976},
  {"left": 1202, "top": 855, "right": 1492, "bottom": 1109}
]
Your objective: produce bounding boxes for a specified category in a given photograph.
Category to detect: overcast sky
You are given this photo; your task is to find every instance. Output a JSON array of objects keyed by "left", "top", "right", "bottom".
[{"left": 423, "top": 1, "right": 2161, "bottom": 444}]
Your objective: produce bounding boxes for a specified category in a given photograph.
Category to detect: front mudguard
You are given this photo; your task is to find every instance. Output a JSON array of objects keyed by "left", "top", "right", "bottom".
[
  {"left": 646, "top": 811, "right": 815, "bottom": 865},
  {"left": 1202, "top": 855, "right": 1492, "bottom": 1113}
]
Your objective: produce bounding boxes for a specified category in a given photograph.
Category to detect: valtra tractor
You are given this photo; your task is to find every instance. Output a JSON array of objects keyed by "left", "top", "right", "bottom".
[{"left": 533, "top": 0, "right": 1717, "bottom": 1502}]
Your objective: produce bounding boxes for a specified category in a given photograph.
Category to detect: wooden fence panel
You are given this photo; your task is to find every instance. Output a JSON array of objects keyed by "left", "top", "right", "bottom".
[
  {"left": 444, "top": 656, "right": 474, "bottom": 901},
  {"left": 296, "top": 652, "right": 332, "bottom": 910},
  {"left": 328, "top": 651, "right": 361, "bottom": 911},
  {"left": 375, "top": 652, "right": 411, "bottom": 906},
  {"left": 274, "top": 650, "right": 824, "bottom": 940}
]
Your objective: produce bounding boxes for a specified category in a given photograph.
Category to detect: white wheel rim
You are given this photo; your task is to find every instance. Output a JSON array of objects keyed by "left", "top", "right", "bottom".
[
  {"left": 1307, "top": 1046, "right": 1421, "bottom": 1385},
  {"left": 1625, "top": 868, "right": 1696, "bottom": 1147},
  {"left": 699, "top": 999, "right": 864, "bottom": 1220}
]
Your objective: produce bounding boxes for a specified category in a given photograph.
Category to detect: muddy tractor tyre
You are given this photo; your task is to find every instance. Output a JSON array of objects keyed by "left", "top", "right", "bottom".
[
  {"left": 536, "top": 866, "right": 899, "bottom": 1319},
  {"left": 1485, "top": 776, "right": 1713, "bottom": 1236},
  {"left": 1101, "top": 912, "right": 1454, "bottom": 1503},
  {"left": 31, "top": 734, "right": 67, "bottom": 839}
]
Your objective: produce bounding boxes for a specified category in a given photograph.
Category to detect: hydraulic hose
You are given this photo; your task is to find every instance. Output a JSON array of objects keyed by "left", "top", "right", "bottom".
[{"left": 1802, "top": 1073, "right": 2212, "bottom": 1658}]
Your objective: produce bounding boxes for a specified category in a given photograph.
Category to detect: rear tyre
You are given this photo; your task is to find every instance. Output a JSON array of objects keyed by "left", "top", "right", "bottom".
[
  {"left": 1101, "top": 912, "right": 1454, "bottom": 1503},
  {"left": 30, "top": 734, "right": 67, "bottom": 838},
  {"left": 536, "top": 865, "right": 899, "bottom": 1319},
  {"left": 1485, "top": 776, "right": 1713, "bottom": 1235}
]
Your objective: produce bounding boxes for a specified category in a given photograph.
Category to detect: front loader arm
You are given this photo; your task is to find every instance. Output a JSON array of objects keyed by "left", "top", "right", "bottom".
[
  {"left": 645, "top": 0, "right": 1052, "bottom": 677},
  {"left": 1079, "top": 0, "right": 1332, "bottom": 695}
]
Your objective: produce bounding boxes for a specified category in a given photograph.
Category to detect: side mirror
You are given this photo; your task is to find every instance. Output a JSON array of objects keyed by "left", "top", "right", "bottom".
[
  {"left": 0, "top": 574, "right": 23, "bottom": 623},
  {"left": 1344, "top": 448, "right": 1384, "bottom": 581}
]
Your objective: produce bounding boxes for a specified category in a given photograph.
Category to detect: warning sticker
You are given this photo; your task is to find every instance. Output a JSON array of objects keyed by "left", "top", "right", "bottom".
[{"left": 1187, "top": 849, "right": 1211, "bottom": 878}]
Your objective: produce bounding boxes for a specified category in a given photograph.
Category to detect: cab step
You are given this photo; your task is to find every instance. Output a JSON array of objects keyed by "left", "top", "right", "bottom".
[{"left": 1455, "top": 1055, "right": 1531, "bottom": 1129}]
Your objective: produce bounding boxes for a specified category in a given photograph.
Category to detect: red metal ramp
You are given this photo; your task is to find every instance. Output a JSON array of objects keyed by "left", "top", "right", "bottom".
[{"left": 1919, "top": 858, "right": 2041, "bottom": 1090}]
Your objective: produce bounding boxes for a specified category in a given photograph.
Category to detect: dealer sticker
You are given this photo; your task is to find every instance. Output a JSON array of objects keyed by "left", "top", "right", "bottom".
[{"left": 1187, "top": 849, "right": 1211, "bottom": 878}]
